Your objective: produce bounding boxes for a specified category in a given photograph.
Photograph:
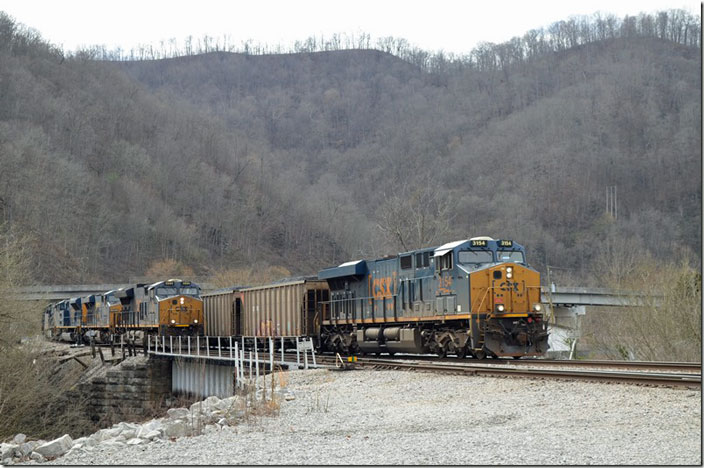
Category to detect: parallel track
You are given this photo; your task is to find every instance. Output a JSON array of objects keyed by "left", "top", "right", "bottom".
[
  {"left": 320, "top": 356, "right": 701, "bottom": 388},
  {"left": 369, "top": 354, "right": 702, "bottom": 373}
]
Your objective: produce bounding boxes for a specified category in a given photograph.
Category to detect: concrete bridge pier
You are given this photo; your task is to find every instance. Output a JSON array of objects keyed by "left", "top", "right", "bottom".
[{"left": 547, "top": 305, "right": 586, "bottom": 359}]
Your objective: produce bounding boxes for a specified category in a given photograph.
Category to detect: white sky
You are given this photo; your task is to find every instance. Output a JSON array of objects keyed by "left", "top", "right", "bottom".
[{"left": 0, "top": 0, "right": 699, "bottom": 55}]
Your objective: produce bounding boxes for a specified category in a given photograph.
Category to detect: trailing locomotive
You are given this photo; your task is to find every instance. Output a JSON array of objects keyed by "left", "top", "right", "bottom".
[
  {"left": 317, "top": 237, "right": 548, "bottom": 358},
  {"left": 42, "top": 279, "right": 204, "bottom": 343}
]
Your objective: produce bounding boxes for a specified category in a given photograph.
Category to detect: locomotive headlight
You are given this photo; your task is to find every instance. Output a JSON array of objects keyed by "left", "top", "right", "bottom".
[
  {"left": 533, "top": 304, "right": 542, "bottom": 312},
  {"left": 506, "top": 267, "right": 513, "bottom": 273},
  {"left": 180, "top": 297, "right": 185, "bottom": 305},
  {"left": 506, "top": 266, "right": 513, "bottom": 279}
]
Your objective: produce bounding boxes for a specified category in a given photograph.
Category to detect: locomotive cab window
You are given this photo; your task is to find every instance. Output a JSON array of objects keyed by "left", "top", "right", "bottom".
[
  {"left": 497, "top": 250, "right": 525, "bottom": 264},
  {"left": 400, "top": 255, "right": 413, "bottom": 270},
  {"left": 458, "top": 250, "right": 493, "bottom": 266},
  {"left": 439, "top": 252, "right": 453, "bottom": 270},
  {"left": 156, "top": 287, "right": 178, "bottom": 297}
]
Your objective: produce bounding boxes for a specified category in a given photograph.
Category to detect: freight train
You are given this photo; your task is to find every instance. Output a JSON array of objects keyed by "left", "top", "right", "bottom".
[
  {"left": 43, "top": 237, "right": 549, "bottom": 359},
  {"left": 43, "top": 279, "right": 204, "bottom": 344},
  {"left": 200, "top": 237, "right": 549, "bottom": 359}
]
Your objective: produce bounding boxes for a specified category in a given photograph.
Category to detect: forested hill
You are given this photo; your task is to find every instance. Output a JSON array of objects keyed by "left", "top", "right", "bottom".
[{"left": 0, "top": 10, "right": 700, "bottom": 285}]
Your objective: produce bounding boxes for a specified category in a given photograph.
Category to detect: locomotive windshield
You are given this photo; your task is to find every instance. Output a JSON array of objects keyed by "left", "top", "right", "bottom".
[
  {"left": 458, "top": 250, "right": 493, "bottom": 265},
  {"left": 155, "top": 287, "right": 178, "bottom": 297},
  {"left": 497, "top": 250, "right": 525, "bottom": 263},
  {"left": 181, "top": 287, "right": 200, "bottom": 296}
]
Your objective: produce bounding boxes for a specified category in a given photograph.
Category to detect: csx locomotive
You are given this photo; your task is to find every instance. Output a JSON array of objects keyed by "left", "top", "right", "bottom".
[
  {"left": 317, "top": 237, "right": 548, "bottom": 358},
  {"left": 43, "top": 279, "right": 204, "bottom": 344}
]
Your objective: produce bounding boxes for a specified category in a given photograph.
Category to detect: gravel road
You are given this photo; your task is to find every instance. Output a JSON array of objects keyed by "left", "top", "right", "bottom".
[{"left": 45, "top": 369, "right": 701, "bottom": 465}]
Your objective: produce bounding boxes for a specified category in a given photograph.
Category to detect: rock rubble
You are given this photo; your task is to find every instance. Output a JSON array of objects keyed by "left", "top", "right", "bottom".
[
  {"left": 5, "top": 370, "right": 700, "bottom": 465},
  {"left": 3, "top": 388, "right": 292, "bottom": 465}
]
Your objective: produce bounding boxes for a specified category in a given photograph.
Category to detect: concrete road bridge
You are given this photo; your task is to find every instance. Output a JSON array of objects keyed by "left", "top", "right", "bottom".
[{"left": 13, "top": 282, "right": 217, "bottom": 301}]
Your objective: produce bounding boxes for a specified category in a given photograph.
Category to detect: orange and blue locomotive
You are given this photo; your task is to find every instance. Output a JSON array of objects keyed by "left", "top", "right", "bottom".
[
  {"left": 111, "top": 279, "right": 204, "bottom": 337},
  {"left": 318, "top": 237, "right": 549, "bottom": 358},
  {"left": 42, "top": 279, "right": 204, "bottom": 343}
]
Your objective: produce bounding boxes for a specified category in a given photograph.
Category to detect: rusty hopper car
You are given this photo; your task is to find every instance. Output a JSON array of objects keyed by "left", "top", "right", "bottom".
[
  {"left": 318, "top": 237, "right": 549, "bottom": 359},
  {"left": 240, "top": 279, "right": 329, "bottom": 338},
  {"left": 202, "top": 287, "right": 243, "bottom": 337}
]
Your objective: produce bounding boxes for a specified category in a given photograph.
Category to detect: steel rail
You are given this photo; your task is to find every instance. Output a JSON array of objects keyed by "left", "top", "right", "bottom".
[
  {"left": 372, "top": 354, "right": 701, "bottom": 372},
  {"left": 343, "top": 358, "right": 701, "bottom": 388}
]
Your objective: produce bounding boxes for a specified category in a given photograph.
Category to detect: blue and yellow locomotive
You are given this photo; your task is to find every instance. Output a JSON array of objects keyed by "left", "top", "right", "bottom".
[
  {"left": 318, "top": 237, "right": 549, "bottom": 358},
  {"left": 42, "top": 279, "right": 204, "bottom": 343}
]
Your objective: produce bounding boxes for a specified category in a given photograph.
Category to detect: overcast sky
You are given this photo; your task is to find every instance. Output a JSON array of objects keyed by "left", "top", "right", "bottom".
[{"left": 0, "top": 0, "right": 699, "bottom": 55}]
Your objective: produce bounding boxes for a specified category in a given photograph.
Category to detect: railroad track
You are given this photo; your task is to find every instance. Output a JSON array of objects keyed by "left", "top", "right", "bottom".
[
  {"left": 369, "top": 354, "right": 702, "bottom": 373},
  {"left": 329, "top": 356, "right": 701, "bottom": 388}
]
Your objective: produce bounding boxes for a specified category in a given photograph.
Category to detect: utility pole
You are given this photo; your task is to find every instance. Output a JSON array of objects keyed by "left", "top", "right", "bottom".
[{"left": 606, "top": 185, "right": 617, "bottom": 219}]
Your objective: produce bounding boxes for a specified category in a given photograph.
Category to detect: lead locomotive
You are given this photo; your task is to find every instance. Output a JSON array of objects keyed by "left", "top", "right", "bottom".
[{"left": 318, "top": 237, "right": 549, "bottom": 359}]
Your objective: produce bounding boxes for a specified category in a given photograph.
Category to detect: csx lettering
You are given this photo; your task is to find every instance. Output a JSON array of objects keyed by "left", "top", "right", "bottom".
[{"left": 372, "top": 277, "right": 393, "bottom": 300}]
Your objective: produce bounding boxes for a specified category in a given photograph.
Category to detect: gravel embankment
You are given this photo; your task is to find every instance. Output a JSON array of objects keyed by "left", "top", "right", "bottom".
[{"left": 43, "top": 369, "right": 700, "bottom": 465}]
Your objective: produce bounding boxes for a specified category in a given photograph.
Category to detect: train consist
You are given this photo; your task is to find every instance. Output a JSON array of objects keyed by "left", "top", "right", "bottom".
[
  {"left": 43, "top": 237, "right": 549, "bottom": 358},
  {"left": 43, "top": 279, "right": 204, "bottom": 343}
]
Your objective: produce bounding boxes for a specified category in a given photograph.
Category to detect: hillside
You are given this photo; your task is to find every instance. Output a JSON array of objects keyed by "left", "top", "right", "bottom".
[{"left": 0, "top": 11, "right": 700, "bottom": 285}]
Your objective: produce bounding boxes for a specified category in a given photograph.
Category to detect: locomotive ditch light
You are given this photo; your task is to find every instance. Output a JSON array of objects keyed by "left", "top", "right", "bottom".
[
  {"left": 171, "top": 319, "right": 176, "bottom": 324},
  {"left": 496, "top": 304, "right": 505, "bottom": 313},
  {"left": 194, "top": 319, "right": 198, "bottom": 324},
  {"left": 533, "top": 304, "right": 542, "bottom": 312}
]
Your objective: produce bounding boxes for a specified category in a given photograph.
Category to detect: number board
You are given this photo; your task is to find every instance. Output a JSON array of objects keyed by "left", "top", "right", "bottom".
[
  {"left": 498, "top": 240, "right": 513, "bottom": 248},
  {"left": 471, "top": 239, "right": 488, "bottom": 247}
]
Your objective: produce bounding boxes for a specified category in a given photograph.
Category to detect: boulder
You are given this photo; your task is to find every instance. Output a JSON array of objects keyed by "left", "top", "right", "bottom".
[
  {"left": 121, "top": 429, "right": 137, "bottom": 439},
  {"left": 203, "top": 395, "right": 222, "bottom": 408},
  {"left": 12, "top": 434, "right": 26, "bottom": 445},
  {"left": 0, "top": 444, "right": 18, "bottom": 460},
  {"left": 94, "top": 427, "right": 122, "bottom": 442},
  {"left": 143, "top": 430, "right": 162, "bottom": 440},
  {"left": 101, "top": 440, "right": 126, "bottom": 448},
  {"left": 126, "top": 438, "right": 145, "bottom": 445},
  {"left": 163, "top": 421, "right": 190, "bottom": 438},
  {"left": 80, "top": 437, "right": 97, "bottom": 448},
  {"left": 34, "top": 434, "right": 73, "bottom": 459},
  {"left": 167, "top": 407, "right": 190, "bottom": 420},
  {"left": 203, "top": 424, "right": 220, "bottom": 434},
  {"left": 137, "top": 420, "right": 163, "bottom": 438},
  {"left": 2, "top": 457, "right": 12, "bottom": 465},
  {"left": 30, "top": 452, "right": 46, "bottom": 463},
  {"left": 20, "top": 441, "right": 39, "bottom": 457}
]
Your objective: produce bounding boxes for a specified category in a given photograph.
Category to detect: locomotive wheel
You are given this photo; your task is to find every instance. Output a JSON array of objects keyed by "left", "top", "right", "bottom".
[
  {"left": 457, "top": 347, "right": 467, "bottom": 359},
  {"left": 437, "top": 347, "right": 447, "bottom": 358},
  {"left": 512, "top": 356, "right": 522, "bottom": 360}
]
